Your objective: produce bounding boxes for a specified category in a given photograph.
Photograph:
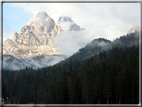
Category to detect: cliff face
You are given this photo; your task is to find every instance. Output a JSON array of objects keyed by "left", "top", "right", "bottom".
[
  {"left": 2, "top": 11, "right": 86, "bottom": 70},
  {"left": 3, "top": 12, "right": 63, "bottom": 58},
  {"left": 58, "top": 16, "right": 84, "bottom": 31},
  {"left": 127, "top": 26, "right": 140, "bottom": 34}
]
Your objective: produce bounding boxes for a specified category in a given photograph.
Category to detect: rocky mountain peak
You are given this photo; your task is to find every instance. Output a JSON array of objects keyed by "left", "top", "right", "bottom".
[
  {"left": 12, "top": 31, "right": 18, "bottom": 41},
  {"left": 57, "top": 16, "right": 84, "bottom": 31},
  {"left": 3, "top": 12, "right": 63, "bottom": 58},
  {"left": 13, "top": 31, "right": 18, "bottom": 35},
  {"left": 58, "top": 16, "right": 73, "bottom": 23},
  {"left": 29, "top": 12, "right": 55, "bottom": 29},
  {"left": 127, "top": 26, "right": 140, "bottom": 34},
  {"left": 35, "top": 11, "right": 49, "bottom": 18}
]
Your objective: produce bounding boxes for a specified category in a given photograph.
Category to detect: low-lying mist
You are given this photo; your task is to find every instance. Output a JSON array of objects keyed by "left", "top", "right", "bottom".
[
  {"left": 2, "top": 55, "right": 67, "bottom": 70},
  {"left": 2, "top": 25, "right": 139, "bottom": 71}
]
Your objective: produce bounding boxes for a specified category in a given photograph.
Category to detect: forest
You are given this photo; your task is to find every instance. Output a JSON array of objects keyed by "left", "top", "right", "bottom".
[{"left": 2, "top": 45, "right": 139, "bottom": 104}]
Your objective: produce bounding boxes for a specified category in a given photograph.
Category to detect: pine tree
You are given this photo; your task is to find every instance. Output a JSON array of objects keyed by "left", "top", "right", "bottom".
[
  {"left": 103, "top": 70, "right": 112, "bottom": 104},
  {"left": 67, "top": 69, "right": 82, "bottom": 104}
]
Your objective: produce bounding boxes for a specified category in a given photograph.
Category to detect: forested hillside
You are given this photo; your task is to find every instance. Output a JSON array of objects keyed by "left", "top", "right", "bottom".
[
  {"left": 3, "top": 45, "right": 139, "bottom": 104},
  {"left": 64, "top": 31, "right": 139, "bottom": 61}
]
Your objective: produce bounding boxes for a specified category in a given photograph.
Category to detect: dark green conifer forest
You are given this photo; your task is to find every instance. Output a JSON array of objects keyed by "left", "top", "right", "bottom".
[{"left": 2, "top": 45, "right": 139, "bottom": 104}]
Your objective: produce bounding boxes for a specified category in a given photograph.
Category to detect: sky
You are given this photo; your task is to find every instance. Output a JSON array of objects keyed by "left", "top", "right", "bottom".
[{"left": 3, "top": 2, "right": 140, "bottom": 41}]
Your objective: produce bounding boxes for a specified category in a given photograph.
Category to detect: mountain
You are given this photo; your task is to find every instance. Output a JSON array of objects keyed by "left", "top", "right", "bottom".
[
  {"left": 127, "top": 25, "right": 140, "bottom": 34},
  {"left": 3, "top": 12, "right": 63, "bottom": 59},
  {"left": 66, "top": 38, "right": 112, "bottom": 61},
  {"left": 61, "top": 28, "right": 139, "bottom": 61},
  {"left": 3, "top": 12, "right": 85, "bottom": 70},
  {"left": 3, "top": 12, "right": 65, "bottom": 70},
  {"left": 57, "top": 16, "right": 84, "bottom": 31},
  {"left": 2, "top": 11, "right": 140, "bottom": 70}
]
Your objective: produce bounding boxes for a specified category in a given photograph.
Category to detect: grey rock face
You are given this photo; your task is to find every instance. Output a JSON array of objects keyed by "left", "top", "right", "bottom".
[
  {"left": 29, "top": 12, "right": 55, "bottom": 30},
  {"left": 127, "top": 26, "right": 140, "bottom": 34},
  {"left": 58, "top": 16, "right": 73, "bottom": 22},
  {"left": 3, "top": 12, "right": 63, "bottom": 59},
  {"left": 12, "top": 31, "right": 18, "bottom": 41},
  {"left": 3, "top": 12, "right": 86, "bottom": 70},
  {"left": 58, "top": 16, "right": 84, "bottom": 31}
]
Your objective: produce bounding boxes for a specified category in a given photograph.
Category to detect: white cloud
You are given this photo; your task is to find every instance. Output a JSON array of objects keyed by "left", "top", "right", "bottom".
[
  {"left": 9, "top": 3, "right": 140, "bottom": 41},
  {"left": 3, "top": 3, "right": 140, "bottom": 57},
  {"left": 53, "top": 30, "right": 90, "bottom": 56},
  {"left": 58, "top": 22, "right": 74, "bottom": 31},
  {"left": 2, "top": 55, "right": 66, "bottom": 70},
  {"left": 1, "top": 1, "right": 141, "bottom": 70}
]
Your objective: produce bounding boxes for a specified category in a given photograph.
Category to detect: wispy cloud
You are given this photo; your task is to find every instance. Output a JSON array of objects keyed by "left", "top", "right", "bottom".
[
  {"left": 7, "top": 3, "right": 140, "bottom": 41},
  {"left": 2, "top": 2, "right": 140, "bottom": 58},
  {"left": 2, "top": 55, "right": 66, "bottom": 70},
  {"left": 1, "top": 1, "right": 140, "bottom": 70},
  {"left": 53, "top": 30, "right": 91, "bottom": 56}
]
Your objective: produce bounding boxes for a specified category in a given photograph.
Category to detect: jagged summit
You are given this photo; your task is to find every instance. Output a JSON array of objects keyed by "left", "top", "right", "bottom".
[
  {"left": 58, "top": 16, "right": 73, "bottom": 22},
  {"left": 29, "top": 12, "right": 55, "bottom": 28},
  {"left": 3, "top": 12, "right": 86, "bottom": 70},
  {"left": 127, "top": 26, "right": 140, "bottom": 34},
  {"left": 35, "top": 11, "right": 49, "bottom": 18},
  {"left": 3, "top": 12, "right": 63, "bottom": 59},
  {"left": 13, "top": 31, "right": 18, "bottom": 35},
  {"left": 3, "top": 12, "right": 84, "bottom": 60},
  {"left": 57, "top": 16, "right": 84, "bottom": 31}
]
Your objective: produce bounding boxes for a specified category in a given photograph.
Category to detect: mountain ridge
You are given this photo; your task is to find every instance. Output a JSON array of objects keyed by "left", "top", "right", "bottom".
[
  {"left": 3, "top": 26, "right": 140, "bottom": 70},
  {"left": 2, "top": 11, "right": 140, "bottom": 70},
  {"left": 57, "top": 16, "right": 85, "bottom": 31},
  {"left": 59, "top": 30, "right": 139, "bottom": 63}
]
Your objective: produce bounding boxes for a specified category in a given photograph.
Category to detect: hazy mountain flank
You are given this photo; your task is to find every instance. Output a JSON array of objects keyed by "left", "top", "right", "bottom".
[
  {"left": 2, "top": 12, "right": 84, "bottom": 70},
  {"left": 2, "top": 11, "right": 140, "bottom": 70}
]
